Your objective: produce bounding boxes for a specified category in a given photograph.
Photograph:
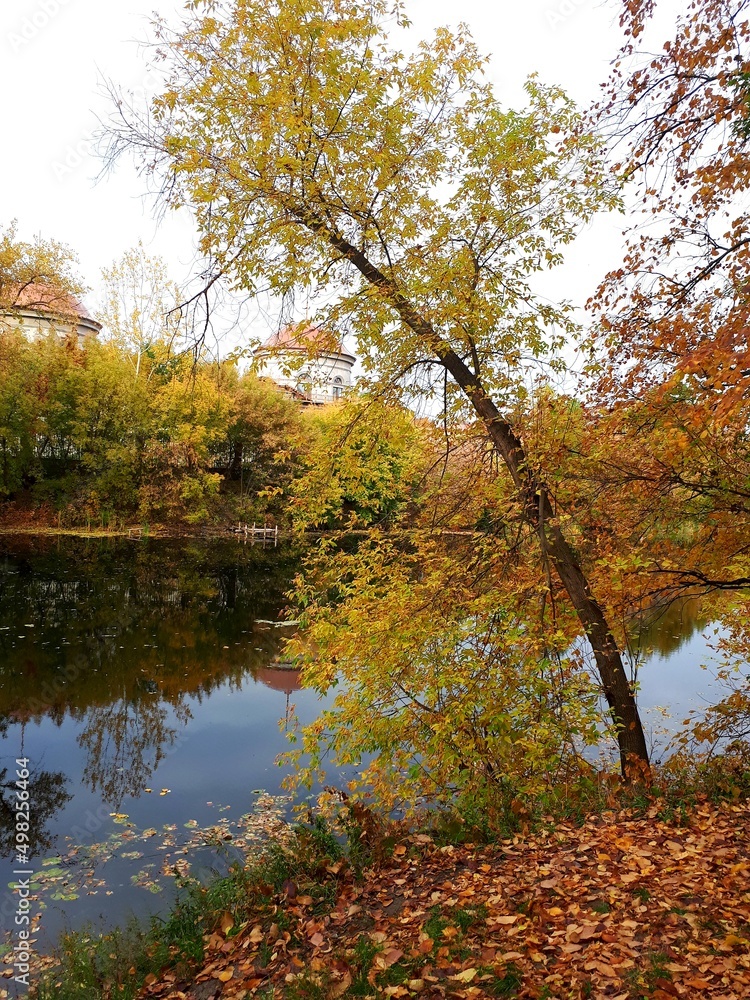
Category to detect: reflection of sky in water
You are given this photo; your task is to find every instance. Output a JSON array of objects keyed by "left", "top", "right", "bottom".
[
  {"left": 1, "top": 536, "right": 747, "bottom": 958},
  {"left": 634, "top": 627, "right": 730, "bottom": 757},
  {"left": 0, "top": 536, "right": 327, "bottom": 956},
  {"left": 1, "top": 675, "right": 332, "bottom": 953}
]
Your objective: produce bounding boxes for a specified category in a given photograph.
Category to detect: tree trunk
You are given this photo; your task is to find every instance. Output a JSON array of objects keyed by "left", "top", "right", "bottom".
[
  {"left": 229, "top": 440, "right": 243, "bottom": 480},
  {"left": 440, "top": 346, "right": 650, "bottom": 777},
  {"left": 301, "top": 213, "right": 650, "bottom": 776}
]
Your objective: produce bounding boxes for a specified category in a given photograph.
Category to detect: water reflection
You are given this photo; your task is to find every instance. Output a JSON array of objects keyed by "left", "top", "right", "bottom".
[
  {"left": 0, "top": 535, "right": 304, "bottom": 853},
  {"left": 628, "top": 597, "right": 709, "bottom": 659},
  {"left": 78, "top": 697, "right": 193, "bottom": 805},
  {"left": 0, "top": 761, "right": 71, "bottom": 856}
]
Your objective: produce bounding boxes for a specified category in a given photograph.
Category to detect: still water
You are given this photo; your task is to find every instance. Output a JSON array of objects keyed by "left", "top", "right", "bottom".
[
  {"left": 0, "top": 535, "right": 732, "bottom": 957},
  {"left": 0, "top": 535, "right": 332, "bottom": 957}
]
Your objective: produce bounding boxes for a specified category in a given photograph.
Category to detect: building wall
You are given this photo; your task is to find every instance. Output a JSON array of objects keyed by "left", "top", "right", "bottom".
[
  {"left": 1, "top": 309, "right": 100, "bottom": 349},
  {"left": 255, "top": 349, "right": 354, "bottom": 404}
]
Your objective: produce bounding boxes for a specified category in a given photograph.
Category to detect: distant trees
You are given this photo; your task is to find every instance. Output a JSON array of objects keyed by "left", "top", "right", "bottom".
[
  {"left": 0, "top": 226, "right": 314, "bottom": 527},
  {"left": 99, "top": 242, "right": 182, "bottom": 380},
  {"left": 0, "top": 329, "right": 311, "bottom": 526},
  {"left": 582, "top": 0, "right": 750, "bottom": 615},
  {"left": 0, "top": 221, "right": 84, "bottom": 321},
  {"left": 290, "top": 397, "right": 431, "bottom": 530}
]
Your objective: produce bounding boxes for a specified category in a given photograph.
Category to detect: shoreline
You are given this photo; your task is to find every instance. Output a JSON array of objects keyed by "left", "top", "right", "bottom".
[{"left": 6, "top": 795, "right": 749, "bottom": 1000}]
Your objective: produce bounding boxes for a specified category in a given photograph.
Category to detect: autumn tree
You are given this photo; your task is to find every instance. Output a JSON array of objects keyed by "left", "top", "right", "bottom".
[
  {"left": 106, "top": 0, "right": 649, "bottom": 772},
  {"left": 219, "top": 370, "right": 305, "bottom": 521},
  {"left": 593, "top": 0, "right": 750, "bottom": 412},
  {"left": 287, "top": 529, "right": 604, "bottom": 825},
  {"left": 0, "top": 221, "right": 85, "bottom": 325},
  {"left": 585, "top": 1, "right": 750, "bottom": 616},
  {"left": 0, "top": 333, "right": 40, "bottom": 495},
  {"left": 290, "top": 395, "right": 431, "bottom": 530},
  {"left": 99, "top": 242, "right": 183, "bottom": 379},
  {"left": 0, "top": 225, "right": 87, "bottom": 495}
]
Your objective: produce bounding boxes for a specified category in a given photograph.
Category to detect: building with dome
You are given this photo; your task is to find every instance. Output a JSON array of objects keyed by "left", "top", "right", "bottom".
[
  {"left": 0, "top": 283, "right": 101, "bottom": 347},
  {"left": 253, "top": 323, "right": 355, "bottom": 405}
]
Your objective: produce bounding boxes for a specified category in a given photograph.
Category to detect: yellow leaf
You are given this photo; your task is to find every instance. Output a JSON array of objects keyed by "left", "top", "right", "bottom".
[
  {"left": 450, "top": 968, "right": 478, "bottom": 983},
  {"left": 329, "top": 972, "right": 353, "bottom": 998}
]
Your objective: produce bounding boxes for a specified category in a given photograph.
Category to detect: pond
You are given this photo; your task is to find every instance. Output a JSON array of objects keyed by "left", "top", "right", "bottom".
[
  {"left": 0, "top": 534, "right": 736, "bottom": 974},
  {"left": 0, "top": 535, "right": 336, "bottom": 969}
]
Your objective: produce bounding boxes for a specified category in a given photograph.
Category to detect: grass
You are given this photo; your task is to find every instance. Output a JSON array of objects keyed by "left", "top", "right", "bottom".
[
  {"left": 625, "top": 951, "right": 672, "bottom": 998},
  {"left": 285, "top": 969, "right": 335, "bottom": 1000},
  {"left": 31, "top": 817, "right": 343, "bottom": 1000},
  {"left": 490, "top": 961, "right": 523, "bottom": 997},
  {"left": 33, "top": 873, "right": 238, "bottom": 1000},
  {"left": 34, "top": 922, "right": 157, "bottom": 1000},
  {"left": 453, "top": 903, "right": 488, "bottom": 932},
  {"left": 348, "top": 936, "right": 380, "bottom": 996},
  {"left": 423, "top": 904, "right": 448, "bottom": 947}
]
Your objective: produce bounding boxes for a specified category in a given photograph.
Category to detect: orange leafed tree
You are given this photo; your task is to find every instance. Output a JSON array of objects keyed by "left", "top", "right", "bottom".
[
  {"left": 585, "top": 0, "right": 750, "bottom": 606},
  {"left": 593, "top": 0, "right": 750, "bottom": 418}
]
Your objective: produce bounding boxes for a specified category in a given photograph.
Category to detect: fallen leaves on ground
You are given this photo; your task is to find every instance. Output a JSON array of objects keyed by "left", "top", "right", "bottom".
[{"left": 93, "top": 801, "right": 750, "bottom": 997}]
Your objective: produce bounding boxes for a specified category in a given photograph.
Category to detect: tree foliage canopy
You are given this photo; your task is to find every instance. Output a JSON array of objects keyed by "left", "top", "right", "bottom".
[
  {"left": 112, "top": 0, "right": 617, "bottom": 403},
  {"left": 107, "top": 0, "right": 652, "bottom": 774},
  {"left": 0, "top": 221, "right": 85, "bottom": 321},
  {"left": 593, "top": 0, "right": 750, "bottom": 416}
]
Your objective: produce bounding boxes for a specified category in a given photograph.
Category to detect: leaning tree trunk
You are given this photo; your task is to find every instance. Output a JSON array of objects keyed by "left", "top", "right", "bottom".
[
  {"left": 300, "top": 212, "right": 650, "bottom": 777},
  {"left": 440, "top": 346, "right": 650, "bottom": 776}
]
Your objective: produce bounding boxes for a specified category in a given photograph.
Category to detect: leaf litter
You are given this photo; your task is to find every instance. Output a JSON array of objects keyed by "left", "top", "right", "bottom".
[
  {"left": 2, "top": 799, "right": 749, "bottom": 998},
  {"left": 138, "top": 799, "right": 749, "bottom": 999}
]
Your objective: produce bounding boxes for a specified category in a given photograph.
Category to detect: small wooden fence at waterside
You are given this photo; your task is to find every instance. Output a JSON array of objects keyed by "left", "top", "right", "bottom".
[{"left": 232, "top": 522, "right": 279, "bottom": 546}]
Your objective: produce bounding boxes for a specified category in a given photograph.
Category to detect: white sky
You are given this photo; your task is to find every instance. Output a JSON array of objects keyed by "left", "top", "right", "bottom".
[{"left": 0, "top": 0, "right": 684, "bottom": 354}]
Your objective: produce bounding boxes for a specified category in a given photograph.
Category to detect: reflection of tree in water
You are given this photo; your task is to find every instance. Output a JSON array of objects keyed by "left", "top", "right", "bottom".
[
  {"left": 628, "top": 597, "right": 708, "bottom": 660},
  {"left": 78, "top": 696, "right": 193, "bottom": 808},
  {"left": 0, "top": 765, "right": 71, "bottom": 856},
  {"left": 0, "top": 537, "right": 303, "bottom": 813}
]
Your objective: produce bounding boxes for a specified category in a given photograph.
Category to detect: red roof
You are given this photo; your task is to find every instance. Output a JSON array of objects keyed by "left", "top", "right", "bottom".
[
  {"left": 255, "top": 666, "right": 302, "bottom": 694},
  {"left": 7, "top": 282, "right": 101, "bottom": 328},
  {"left": 261, "top": 323, "right": 354, "bottom": 360}
]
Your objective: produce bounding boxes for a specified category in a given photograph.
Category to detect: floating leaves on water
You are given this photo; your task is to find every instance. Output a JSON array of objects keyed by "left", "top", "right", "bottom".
[{"left": 4, "top": 793, "right": 291, "bottom": 929}]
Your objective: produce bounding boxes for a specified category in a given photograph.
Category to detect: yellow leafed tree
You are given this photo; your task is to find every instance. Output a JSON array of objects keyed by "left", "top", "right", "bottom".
[{"left": 106, "top": 0, "right": 649, "bottom": 772}]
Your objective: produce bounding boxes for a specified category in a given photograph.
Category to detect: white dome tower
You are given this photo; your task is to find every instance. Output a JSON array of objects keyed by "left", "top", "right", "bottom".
[
  {"left": 254, "top": 323, "right": 355, "bottom": 404},
  {"left": 0, "top": 283, "right": 101, "bottom": 347}
]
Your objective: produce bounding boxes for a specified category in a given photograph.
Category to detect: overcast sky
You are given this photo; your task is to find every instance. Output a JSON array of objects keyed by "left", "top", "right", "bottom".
[{"left": 0, "top": 0, "right": 683, "bottom": 352}]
